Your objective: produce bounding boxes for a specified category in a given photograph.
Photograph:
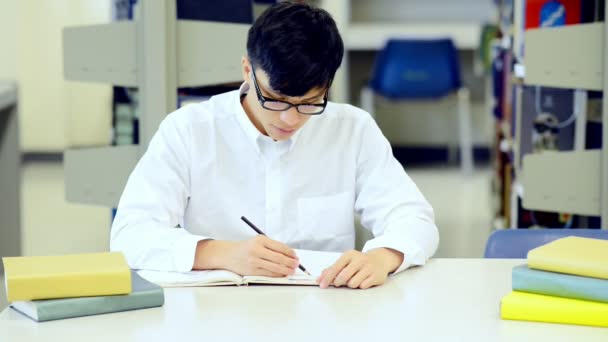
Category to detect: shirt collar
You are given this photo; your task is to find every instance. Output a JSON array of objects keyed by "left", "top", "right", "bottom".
[
  {"left": 235, "top": 82, "right": 263, "bottom": 153},
  {"left": 234, "top": 82, "right": 304, "bottom": 155}
]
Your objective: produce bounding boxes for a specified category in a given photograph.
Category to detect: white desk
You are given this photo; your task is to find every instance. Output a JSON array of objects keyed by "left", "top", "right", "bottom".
[{"left": 1, "top": 259, "right": 606, "bottom": 342}]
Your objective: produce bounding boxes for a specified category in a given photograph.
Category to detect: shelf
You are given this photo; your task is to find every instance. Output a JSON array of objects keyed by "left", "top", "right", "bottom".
[
  {"left": 63, "top": 22, "right": 137, "bottom": 87},
  {"left": 0, "top": 81, "right": 17, "bottom": 111},
  {"left": 344, "top": 22, "right": 482, "bottom": 50},
  {"left": 524, "top": 23, "right": 604, "bottom": 90},
  {"left": 64, "top": 146, "right": 139, "bottom": 207},
  {"left": 61, "top": 2, "right": 251, "bottom": 210},
  {"left": 522, "top": 150, "right": 601, "bottom": 216},
  {"left": 63, "top": 21, "right": 249, "bottom": 88},
  {"left": 177, "top": 21, "right": 249, "bottom": 87}
]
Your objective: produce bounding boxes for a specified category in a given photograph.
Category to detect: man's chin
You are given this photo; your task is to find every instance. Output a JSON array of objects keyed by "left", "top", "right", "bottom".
[{"left": 268, "top": 124, "right": 297, "bottom": 140}]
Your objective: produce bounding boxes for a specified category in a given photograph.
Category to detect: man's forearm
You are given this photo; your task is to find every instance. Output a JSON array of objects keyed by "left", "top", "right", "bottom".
[{"left": 193, "top": 239, "right": 236, "bottom": 270}]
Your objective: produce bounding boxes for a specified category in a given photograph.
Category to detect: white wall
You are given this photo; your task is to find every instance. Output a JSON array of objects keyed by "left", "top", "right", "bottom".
[
  {"left": 0, "top": 1, "right": 114, "bottom": 259},
  {"left": 0, "top": 1, "right": 17, "bottom": 80},
  {"left": 21, "top": 162, "right": 111, "bottom": 257},
  {"left": 1, "top": 0, "right": 114, "bottom": 152},
  {"left": 350, "top": 0, "right": 496, "bottom": 23}
]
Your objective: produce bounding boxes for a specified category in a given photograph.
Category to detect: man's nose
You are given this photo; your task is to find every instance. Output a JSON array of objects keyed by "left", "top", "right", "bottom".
[{"left": 279, "top": 107, "right": 301, "bottom": 126}]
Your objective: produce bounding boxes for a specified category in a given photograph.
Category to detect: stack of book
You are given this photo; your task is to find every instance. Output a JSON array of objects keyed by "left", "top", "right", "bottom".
[
  {"left": 501, "top": 236, "right": 608, "bottom": 328},
  {"left": 2, "top": 252, "right": 163, "bottom": 322}
]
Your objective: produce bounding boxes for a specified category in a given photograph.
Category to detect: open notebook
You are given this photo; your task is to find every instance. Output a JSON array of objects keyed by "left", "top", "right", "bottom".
[{"left": 137, "top": 249, "right": 341, "bottom": 287}]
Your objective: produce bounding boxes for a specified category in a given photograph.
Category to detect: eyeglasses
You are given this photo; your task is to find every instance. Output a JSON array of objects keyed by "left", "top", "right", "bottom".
[{"left": 250, "top": 65, "right": 329, "bottom": 115}]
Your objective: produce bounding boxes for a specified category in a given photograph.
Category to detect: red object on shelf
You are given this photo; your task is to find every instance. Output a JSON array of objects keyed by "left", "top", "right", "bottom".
[{"left": 525, "top": 0, "right": 581, "bottom": 29}]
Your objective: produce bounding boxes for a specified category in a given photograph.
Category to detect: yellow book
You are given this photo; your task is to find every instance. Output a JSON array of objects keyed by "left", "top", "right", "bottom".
[
  {"left": 501, "top": 291, "right": 608, "bottom": 328},
  {"left": 527, "top": 236, "right": 608, "bottom": 279},
  {"left": 3, "top": 252, "right": 131, "bottom": 302}
]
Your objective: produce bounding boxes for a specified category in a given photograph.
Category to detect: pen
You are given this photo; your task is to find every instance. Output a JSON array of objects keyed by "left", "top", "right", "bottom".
[{"left": 240, "top": 216, "right": 311, "bottom": 276}]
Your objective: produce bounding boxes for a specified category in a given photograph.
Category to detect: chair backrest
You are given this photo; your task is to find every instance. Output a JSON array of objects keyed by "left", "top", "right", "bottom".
[
  {"left": 484, "top": 229, "right": 608, "bottom": 258},
  {"left": 369, "top": 38, "right": 462, "bottom": 100}
]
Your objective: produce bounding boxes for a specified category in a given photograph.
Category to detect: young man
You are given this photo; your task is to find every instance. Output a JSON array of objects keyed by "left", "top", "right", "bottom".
[{"left": 111, "top": 2, "right": 438, "bottom": 289}]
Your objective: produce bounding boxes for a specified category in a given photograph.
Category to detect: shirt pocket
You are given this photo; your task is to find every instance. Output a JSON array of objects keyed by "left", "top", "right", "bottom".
[{"left": 297, "top": 191, "right": 355, "bottom": 240}]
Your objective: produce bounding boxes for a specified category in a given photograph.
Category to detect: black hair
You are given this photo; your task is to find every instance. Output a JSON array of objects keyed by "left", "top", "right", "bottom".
[{"left": 246, "top": 2, "right": 344, "bottom": 97}]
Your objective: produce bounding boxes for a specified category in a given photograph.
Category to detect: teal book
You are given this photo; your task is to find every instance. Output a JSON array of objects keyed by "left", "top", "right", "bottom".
[
  {"left": 512, "top": 264, "right": 608, "bottom": 303},
  {"left": 10, "top": 271, "right": 164, "bottom": 322}
]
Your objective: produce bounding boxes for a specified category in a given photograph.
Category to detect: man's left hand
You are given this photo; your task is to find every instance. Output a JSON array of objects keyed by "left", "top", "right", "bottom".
[{"left": 317, "top": 248, "right": 403, "bottom": 289}]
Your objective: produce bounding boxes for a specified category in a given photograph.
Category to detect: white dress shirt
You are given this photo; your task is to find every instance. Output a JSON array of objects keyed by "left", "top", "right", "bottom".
[{"left": 110, "top": 83, "right": 439, "bottom": 274}]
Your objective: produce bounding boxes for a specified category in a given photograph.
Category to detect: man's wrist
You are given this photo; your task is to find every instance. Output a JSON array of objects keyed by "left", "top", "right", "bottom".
[{"left": 367, "top": 247, "right": 404, "bottom": 274}]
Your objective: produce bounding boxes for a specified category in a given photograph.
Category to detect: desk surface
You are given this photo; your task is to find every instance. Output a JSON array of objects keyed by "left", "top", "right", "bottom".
[{"left": 1, "top": 259, "right": 606, "bottom": 342}]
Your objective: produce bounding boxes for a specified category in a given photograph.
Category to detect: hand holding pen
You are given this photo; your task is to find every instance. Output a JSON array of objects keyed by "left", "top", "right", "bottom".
[{"left": 241, "top": 216, "right": 311, "bottom": 276}]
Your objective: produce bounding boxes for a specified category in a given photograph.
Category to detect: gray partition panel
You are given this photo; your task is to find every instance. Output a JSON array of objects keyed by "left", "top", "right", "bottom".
[{"left": 522, "top": 151, "right": 601, "bottom": 216}]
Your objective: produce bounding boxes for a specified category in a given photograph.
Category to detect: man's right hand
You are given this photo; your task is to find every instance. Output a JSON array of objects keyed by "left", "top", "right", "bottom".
[{"left": 193, "top": 236, "right": 299, "bottom": 277}]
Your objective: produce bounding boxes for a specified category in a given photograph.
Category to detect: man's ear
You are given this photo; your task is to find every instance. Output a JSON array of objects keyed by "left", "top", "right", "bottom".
[{"left": 241, "top": 56, "right": 251, "bottom": 83}]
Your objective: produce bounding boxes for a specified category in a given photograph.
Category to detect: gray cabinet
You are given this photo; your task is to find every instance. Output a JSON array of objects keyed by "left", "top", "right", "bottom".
[{"left": 0, "top": 81, "right": 20, "bottom": 272}]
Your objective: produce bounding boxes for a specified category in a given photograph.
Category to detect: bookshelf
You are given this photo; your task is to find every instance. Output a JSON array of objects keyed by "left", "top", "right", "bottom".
[
  {"left": 521, "top": 22, "right": 606, "bottom": 224},
  {"left": 62, "top": 1, "right": 249, "bottom": 207},
  {"left": 490, "top": 0, "right": 607, "bottom": 230},
  {"left": 0, "top": 80, "right": 20, "bottom": 272},
  {"left": 518, "top": 13, "right": 607, "bottom": 227}
]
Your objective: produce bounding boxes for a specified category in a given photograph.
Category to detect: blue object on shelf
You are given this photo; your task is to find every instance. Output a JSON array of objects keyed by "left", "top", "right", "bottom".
[
  {"left": 540, "top": 1, "right": 566, "bottom": 27},
  {"left": 368, "top": 39, "right": 462, "bottom": 99},
  {"left": 111, "top": 208, "right": 118, "bottom": 223},
  {"left": 484, "top": 229, "right": 608, "bottom": 258}
]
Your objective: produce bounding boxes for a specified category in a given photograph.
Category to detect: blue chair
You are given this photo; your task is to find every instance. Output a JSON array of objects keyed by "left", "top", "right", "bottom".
[
  {"left": 361, "top": 38, "right": 473, "bottom": 174},
  {"left": 484, "top": 229, "right": 608, "bottom": 258}
]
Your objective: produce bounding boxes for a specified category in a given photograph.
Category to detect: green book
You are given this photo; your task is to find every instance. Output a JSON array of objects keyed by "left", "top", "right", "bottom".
[
  {"left": 512, "top": 264, "right": 608, "bottom": 303},
  {"left": 10, "top": 271, "right": 164, "bottom": 322}
]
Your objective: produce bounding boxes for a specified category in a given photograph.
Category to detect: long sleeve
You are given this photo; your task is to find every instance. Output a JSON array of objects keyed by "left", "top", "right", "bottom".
[
  {"left": 354, "top": 114, "right": 439, "bottom": 273},
  {"left": 110, "top": 113, "right": 208, "bottom": 272}
]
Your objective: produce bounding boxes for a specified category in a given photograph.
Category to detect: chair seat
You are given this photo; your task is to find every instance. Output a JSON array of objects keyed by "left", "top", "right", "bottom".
[
  {"left": 369, "top": 39, "right": 462, "bottom": 99},
  {"left": 484, "top": 229, "right": 608, "bottom": 259}
]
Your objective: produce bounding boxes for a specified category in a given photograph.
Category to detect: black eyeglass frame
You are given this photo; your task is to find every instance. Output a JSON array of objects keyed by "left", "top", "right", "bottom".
[{"left": 250, "top": 65, "right": 331, "bottom": 115}]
